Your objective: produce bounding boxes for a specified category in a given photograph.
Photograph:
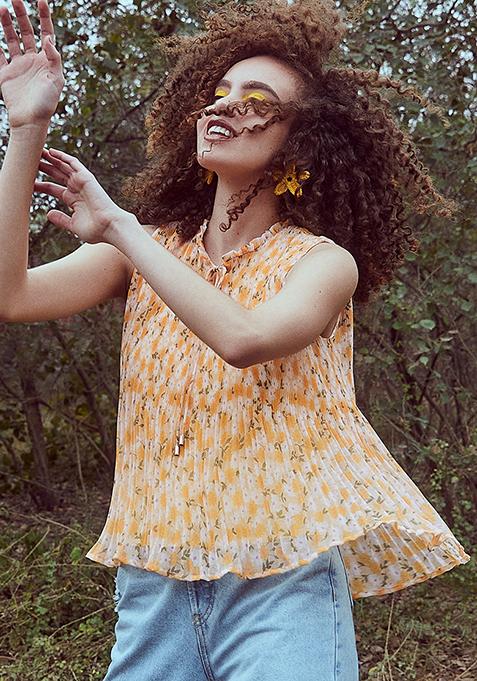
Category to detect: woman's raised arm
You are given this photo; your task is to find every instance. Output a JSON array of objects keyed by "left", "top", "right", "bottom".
[{"left": 0, "top": 0, "right": 132, "bottom": 323}]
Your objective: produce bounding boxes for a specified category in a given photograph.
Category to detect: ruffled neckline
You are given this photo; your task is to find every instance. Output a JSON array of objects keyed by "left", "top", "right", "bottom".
[{"left": 195, "top": 218, "right": 290, "bottom": 267}]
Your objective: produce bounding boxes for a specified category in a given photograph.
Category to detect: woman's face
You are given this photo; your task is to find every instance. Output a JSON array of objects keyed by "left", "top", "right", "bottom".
[{"left": 196, "top": 54, "right": 304, "bottom": 182}]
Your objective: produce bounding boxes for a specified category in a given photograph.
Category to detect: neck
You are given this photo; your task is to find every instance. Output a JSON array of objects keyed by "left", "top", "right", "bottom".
[{"left": 206, "top": 174, "right": 283, "bottom": 259}]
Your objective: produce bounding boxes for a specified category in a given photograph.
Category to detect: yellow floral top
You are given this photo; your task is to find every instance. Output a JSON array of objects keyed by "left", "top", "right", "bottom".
[{"left": 86, "top": 218, "right": 470, "bottom": 598}]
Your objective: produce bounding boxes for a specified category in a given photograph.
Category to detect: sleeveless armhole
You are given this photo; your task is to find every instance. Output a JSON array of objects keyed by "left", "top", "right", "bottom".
[
  {"left": 150, "top": 225, "right": 164, "bottom": 242},
  {"left": 150, "top": 222, "right": 177, "bottom": 248},
  {"left": 321, "top": 298, "right": 351, "bottom": 341}
]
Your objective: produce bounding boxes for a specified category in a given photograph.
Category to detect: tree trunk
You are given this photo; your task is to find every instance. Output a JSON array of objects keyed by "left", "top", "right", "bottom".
[{"left": 19, "top": 370, "right": 57, "bottom": 510}]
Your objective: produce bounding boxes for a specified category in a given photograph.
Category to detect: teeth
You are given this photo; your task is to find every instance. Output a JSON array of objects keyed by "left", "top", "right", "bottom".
[{"left": 208, "top": 125, "right": 233, "bottom": 138}]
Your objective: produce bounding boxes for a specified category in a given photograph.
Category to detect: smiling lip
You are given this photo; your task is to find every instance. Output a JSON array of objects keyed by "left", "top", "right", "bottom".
[{"left": 205, "top": 117, "right": 236, "bottom": 140}]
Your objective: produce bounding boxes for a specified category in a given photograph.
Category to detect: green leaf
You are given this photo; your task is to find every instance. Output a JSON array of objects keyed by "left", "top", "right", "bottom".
[
  {"left": 391, "top": 320, "right": 405, "bottom": 330},
  {"left": 70, "top": 546, "right": 82, "bottom": 563},
  {"left": 419, "top": 319, "right": 436, "bottom": 330}
]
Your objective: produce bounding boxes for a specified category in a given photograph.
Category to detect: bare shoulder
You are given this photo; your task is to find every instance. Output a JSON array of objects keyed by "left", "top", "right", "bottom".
[
  {"left": 288, "top": 239, "right": 359, "bottom": 289},
  {"left": 304, "top": 239, "right": 357, "bottom": 265},
  {"left": 281, "top": 239, "right": 358, "bottom": 339}
]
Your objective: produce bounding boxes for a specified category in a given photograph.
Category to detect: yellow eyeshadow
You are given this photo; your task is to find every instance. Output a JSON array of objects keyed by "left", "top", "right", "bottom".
[
  {"left": 244, "top": 92, "right": 267, "bottom": 101},
  {"left": 213, "top": 89, "right": 268, "bottom": 101}
]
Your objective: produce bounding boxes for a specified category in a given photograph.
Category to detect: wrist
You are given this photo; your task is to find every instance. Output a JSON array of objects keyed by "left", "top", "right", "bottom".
[
  {"left": 103, "top": 209, "right": 140, "bottom": 248},
  {"left": 10, "top": 120, "right": 50, "bottom": 140}
]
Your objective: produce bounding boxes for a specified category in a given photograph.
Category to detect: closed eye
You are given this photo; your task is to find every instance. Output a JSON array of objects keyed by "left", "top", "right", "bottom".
[
  {"left": 244, "top": 92, "right": 267, "bottom": 101},
  {"left": 213, "top": 91, "right": 268, "bottom": 102}
]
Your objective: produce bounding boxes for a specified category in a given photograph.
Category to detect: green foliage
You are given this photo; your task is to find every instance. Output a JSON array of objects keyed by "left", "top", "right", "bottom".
[
  {"left": 353, "top": 580, "right": 477, "bottom": 680},
  {"left": 0, "top": 496, "right": 115, "bottom": 679}
]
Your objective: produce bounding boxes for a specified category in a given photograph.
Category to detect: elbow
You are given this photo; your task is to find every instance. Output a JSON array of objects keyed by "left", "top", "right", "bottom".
[
  {"left": 226, "top": 351, "right": 252, "bottom": 370},
  {"left": 226, "top": 350, "right": 249, "bottom": 369},
  {"left": 0, "top": 300, "right": 20, "bottom": 322},
  {"left": 0, "top": 293, "right": 22, "bottom": 323},
  {"left": 225, "top": 329, "right": 263, "bottom": 369},
  {"left": 221, "top": 309, "right": 264, "bottom": 369}
]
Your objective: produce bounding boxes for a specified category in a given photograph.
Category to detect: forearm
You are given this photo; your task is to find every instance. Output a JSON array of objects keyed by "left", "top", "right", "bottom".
[
  {"left": 0, "top": 121, "right": 50, "bottom": 312},
  {"left": 106, "top": 214, "right": 254, "bottom": 365}
]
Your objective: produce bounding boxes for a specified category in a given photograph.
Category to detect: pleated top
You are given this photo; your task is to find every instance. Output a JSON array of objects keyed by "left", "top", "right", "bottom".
[{"left": 86, "top": 218, "right": 470, "bottom": 598}]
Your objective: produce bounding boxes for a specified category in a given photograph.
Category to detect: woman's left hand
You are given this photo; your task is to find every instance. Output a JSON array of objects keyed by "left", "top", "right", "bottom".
[{"left": 34, "top": 147, "right": 131, "bottom": 244}]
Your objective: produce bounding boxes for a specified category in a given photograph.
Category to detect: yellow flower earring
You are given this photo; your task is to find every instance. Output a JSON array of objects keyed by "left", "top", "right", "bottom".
[
  {"left": 194, "top": 167, "right": 216, "bottom": 192},
  {"left": 203, "top": 169, "right": 216, "bottom": 184},
  {"left": 273, "top": 162, "right": 311, "bottom": 198}
]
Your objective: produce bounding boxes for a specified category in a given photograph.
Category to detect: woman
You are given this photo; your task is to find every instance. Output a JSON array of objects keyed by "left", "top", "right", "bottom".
[{"left": 0, "top": 0, "right": 470, "bottom": 679}]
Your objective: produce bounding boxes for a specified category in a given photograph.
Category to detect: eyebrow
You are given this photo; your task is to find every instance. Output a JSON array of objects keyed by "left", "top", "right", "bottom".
[{"left": 215, "top": 79, "right": 280, "bottom": 100}]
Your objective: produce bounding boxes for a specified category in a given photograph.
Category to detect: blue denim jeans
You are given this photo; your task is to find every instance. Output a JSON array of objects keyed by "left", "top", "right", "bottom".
[{"left": 103, "top": 544, "right": 359, "bottom": 680}]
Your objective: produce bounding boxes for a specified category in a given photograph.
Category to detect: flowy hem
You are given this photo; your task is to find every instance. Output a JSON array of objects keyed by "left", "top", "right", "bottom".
[{"left": 85, "top": 516, "right": 471, "bottom": 599}]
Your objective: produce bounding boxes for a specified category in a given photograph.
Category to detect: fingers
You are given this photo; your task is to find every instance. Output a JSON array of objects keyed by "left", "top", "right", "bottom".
[
  {"left": 11, "top": 0, "right": 36, "bottom": 54},
  {"left": 38, "top": 160, "right": 68, "bottom": 185},
  {"left": 46, "top": 147, "right": 87, "bottom": 175},
  {"left": 0, "top": 40, "right": 6, "bottom": 68},
  {"left": 38, "top": 0, "right": 56, "bottom": 50},
  {"left": 39, "top": 150, "right": 69, "bottom": 184},
  {"left": 34, "top": 179, "right": 66, "bottom": 201},
  {"left": 42, "top": 147, "right": 76, "bottom": 176},
  {"left": 46, "top": 208, "right": 72, "bottom": 231},
  {"left": 0, "top": 5, "right": 22, "bottom": 59},
  {"left": 0, "top": 0, "right": 56, "bottom": 64}
]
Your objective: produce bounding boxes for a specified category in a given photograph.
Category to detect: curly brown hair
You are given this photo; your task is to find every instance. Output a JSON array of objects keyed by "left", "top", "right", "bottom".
[{"left": 119, "top": 0, "right": 460, "bottom": 304}]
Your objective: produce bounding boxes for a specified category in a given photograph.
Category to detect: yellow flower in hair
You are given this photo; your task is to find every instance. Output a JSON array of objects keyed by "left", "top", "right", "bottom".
[{"left": 273, "top": 162, "right": 311, "bottom": 198}]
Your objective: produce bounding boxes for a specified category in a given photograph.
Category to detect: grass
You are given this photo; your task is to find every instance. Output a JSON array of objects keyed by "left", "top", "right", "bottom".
[{"left": 0, "top": 481, "right": 475, "bottom": 680}]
